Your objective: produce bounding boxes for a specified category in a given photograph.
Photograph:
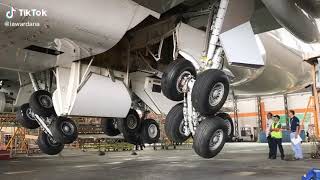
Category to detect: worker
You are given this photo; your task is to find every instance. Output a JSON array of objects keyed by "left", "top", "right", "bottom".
[
  {"left": 270, "top": 115, "right": 285, "bottom": 160},
  {"left": 288, "top": 110, "right": 303, "bottom": 160},
  {"left": 266, "top": 112, "right": 273, "bottom": 159}
]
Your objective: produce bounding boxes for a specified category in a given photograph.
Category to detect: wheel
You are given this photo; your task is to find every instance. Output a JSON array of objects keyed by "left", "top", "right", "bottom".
[
  {"left": 165, "top": 103, "right": 190, "bottom": 143},
  {"left": 191, "top": 69, "right": 229, "bottom": 116},
  {"left": 101, "top": 118, "right": 121, "bottom": 136},
  {"left": 117, "top": 109, "right": 141, "bottom": 144},
  {"left": 193, "top": 116, "right": 227, "bottom": 158},
  {"left": 38, "top": 131, "right": 64, "bottom": 155},
  {"left": 141, "top": 119, "right": 160, "bottom": 144},
  {"left": 16, "top": 103, "right": 40, "bottom": 129},
  {"left": 50, "top": 117, "right": 78, "bottom": 144},
  {"left": 216, "top": 113, "right": 234, "bottom": 142},
  {"left": 29, "top": 90, "right": 56, "bottom": 117},
  {"left": 161, "top": 58, "right": 196, "bottom": 101}
]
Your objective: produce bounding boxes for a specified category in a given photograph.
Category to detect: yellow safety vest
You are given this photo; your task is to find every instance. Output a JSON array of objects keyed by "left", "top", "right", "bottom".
[{"left": 271, "top": 122, "right": 282, "bottom": 139}]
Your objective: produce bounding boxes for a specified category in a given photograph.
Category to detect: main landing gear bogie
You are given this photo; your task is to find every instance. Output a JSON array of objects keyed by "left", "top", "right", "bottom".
[
  {"left": 102, "top": 109, "right": 161, "bottom": 145},
  {"left": 16, "top": 90, "right": 78, "bottom": 155},
  {"left": 162, "top": 58, "right": 230, "bottom": 158}
]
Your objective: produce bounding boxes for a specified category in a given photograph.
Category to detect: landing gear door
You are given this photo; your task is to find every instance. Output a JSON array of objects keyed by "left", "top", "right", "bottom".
[
  {"left": 130, "top": 72, "right": 179, "bottom": 115},
  {"left": 69, "top": 73, "right": 132, "bottom": 118},
  {"left": 144, "top": 77, "right": 179, "bottom": 115},
  {"left": 220, "top": 22, "right": 266, "bottom": 68}
]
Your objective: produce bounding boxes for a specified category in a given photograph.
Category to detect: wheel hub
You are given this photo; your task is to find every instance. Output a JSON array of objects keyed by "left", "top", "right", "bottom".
[
  {"left": 127, "top": 115, "right": 138, "bottom": 130},
  {"left": 47, "top": 136, "right": 60, "bottom": 147},
  {"left": 224, "top": 120, "right": 232, "bottom": 136},
  {"left": 148, "top": 124, "right": 158, "bottom": 138},
  {"left": 179, "top": 119, "right": 186, "bottom": 135},
  {"left": 113, "top": 119, "right": 118, "bottom": 129},
  {"left": 26, "top": 108, "right": 36, "bottom": 121},
  {"left": 38, "top": 95, "right": 53, "bottom": 108},
  {"left": 209, "top": 82, "right": 225, "bottom": 107},
  {"left": 176, "top": 71, "right": 191, "bottom": 93},
  {"left": 61, "top": 121, "right": 75, "bottom": 136},
  {"left": 209, "top": 129, "right": 224, "bottom": 151}
]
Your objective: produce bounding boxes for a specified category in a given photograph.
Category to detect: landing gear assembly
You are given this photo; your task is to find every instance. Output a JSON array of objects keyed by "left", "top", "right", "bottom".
[
  {"left": 161, "top": 58, "right": 231, "bottom": 158},
  {"left": 162, "top": 0, "right": 234, "bottom": 158},
  {"left": 16, "top": 73, "right": 78, "bottom": 155},
  {"left": 101, "top": 109, "right": 161, "bottom": 145}
]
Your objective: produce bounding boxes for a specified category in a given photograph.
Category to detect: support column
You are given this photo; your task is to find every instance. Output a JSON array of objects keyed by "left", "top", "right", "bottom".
[
  {"left": 232, "top": 91, "right": 239, "bottom": 138},
  {"left": 311, "top": 62, "right": 320, "bottom": 138},
  {"left": 304, "top": 56, "right": 320, "bottom": 139},
  {"left": 283, "top": 94, "right": 290, "bottom": 129},
  {"left": 257, "top": 97, "right": 263, "bottom": 133}
]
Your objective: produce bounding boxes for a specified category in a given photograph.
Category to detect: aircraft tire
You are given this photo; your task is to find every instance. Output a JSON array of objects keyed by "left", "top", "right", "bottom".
[
  {"left": 141, "top": 119, "right": 160, "bottom": 144},
  {"left": 101, "top": 118, "right": 121, "bottom": 136},
  {"left": 165, "top": 103, "right": 190, "bottom": 143},
  {"left": 16, "top": 103, "right": 40, "bottom": 129},
  {"left": 161, "top": 58, "right": 196, "bottom": 101},
  {"left": 38, "top": 131, "right": 64, "bottom": 155},
  {"left": 191, "top": 69, "right": 229, "bottom": 116},
  {"left": 29, "top": 90, "right": 56, "bottom": 117},
  {"left": 50, "top": 116, "right": 78, "bottom": 144},
  {"left": 193, "top": 116, "right": 227, "bottom": 159},
  {"left": 117, "top": 109, "right": 141, "bottom": 144},
  {"left": 216, "top": 113, "right": 234, "bottom": 142}
]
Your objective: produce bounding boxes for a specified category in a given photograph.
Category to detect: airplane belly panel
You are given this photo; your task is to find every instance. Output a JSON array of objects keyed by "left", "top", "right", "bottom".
[
  {"left": 232, "top": 32, "right": 313, "bottom": 96},
  {"left": 261, "top": 0, "right": 320, "bottom": 43},
  {"left": 0, "top": 0, "right": 159, "bottom": 72}
]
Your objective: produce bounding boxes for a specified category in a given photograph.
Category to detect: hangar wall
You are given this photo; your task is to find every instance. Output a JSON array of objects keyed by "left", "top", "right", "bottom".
[{"left": 225, "top": 92, "right": 314, "bottom": 140}]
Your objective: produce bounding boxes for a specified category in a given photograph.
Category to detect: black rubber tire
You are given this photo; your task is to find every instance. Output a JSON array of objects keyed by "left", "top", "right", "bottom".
[
  {"left": 50, "top": 117, "right": 78, "bottom": 144},
  {"left": 141, "top": 119, "right": 160, "bottom": 144},
  {"left": 117, "top": 109, "right": 141, "bottom": 144},
  {"left": 193, "top": 116, "right": 227, "bottom": 159},
  {"left": 165, "top": 103, "right": 190, "bottom": 143},
  {"left": 38, "top": 131, "right": 64, "bottom": 155},
  {"left": 101, "top": 118, "right": 121, "bottom": 136},
  {"left": 216, "top": 113, "right": 234, "bottom": 142},
  {"left": 16, "top": 103, "right": 40, "bottom": 129},
  {"left": 29, "top": 90, "right": 55, "bottom": 117},
  {"left": 161, "top": 58, "right": 197, "bottom": 101},
  {"left": 192, "top": 69, "right": 229, "bottom": 116}
]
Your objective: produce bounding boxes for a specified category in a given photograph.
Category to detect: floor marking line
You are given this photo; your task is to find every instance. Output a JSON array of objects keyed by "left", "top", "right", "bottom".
[
  {"left": 104, "top": 162, "right": 123, "bottom": 165},
  {"left": 3, "top": 170, "right": 35, "bottom": 175},
  {"left": 75, "top": 164, "right": 99, "bottom": 168}
]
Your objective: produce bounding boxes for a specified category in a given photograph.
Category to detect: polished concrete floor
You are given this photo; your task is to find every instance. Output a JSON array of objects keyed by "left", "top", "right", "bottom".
[{"left": 0, "top": 143, "right": 318, "bottom": 180}]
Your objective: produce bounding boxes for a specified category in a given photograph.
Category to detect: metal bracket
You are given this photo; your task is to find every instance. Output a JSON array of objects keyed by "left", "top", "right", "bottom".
[
  {"left": 147, "top": 38, "right": 164, "bottom": 61},
  {"left": 34, "top": 114, "right": 53, "bottom": 137},
  {"left": 29, "top": 73, "right": 40, "bottom": 91}
]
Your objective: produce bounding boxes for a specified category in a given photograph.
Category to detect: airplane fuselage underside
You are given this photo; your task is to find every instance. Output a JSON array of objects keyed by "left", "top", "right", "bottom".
[{"left": 0, "top": 0, "right": 319, "bottom": 158}]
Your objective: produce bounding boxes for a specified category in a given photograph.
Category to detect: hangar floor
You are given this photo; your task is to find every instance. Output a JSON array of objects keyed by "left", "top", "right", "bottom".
[{"left": 0, "top": 143, "right": 317, "bottom": 180}]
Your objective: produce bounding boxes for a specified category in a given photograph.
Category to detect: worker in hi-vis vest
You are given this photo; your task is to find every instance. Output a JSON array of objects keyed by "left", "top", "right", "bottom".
[{"left": 270, "top": 115, "right": 285, "bottom": 160}]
